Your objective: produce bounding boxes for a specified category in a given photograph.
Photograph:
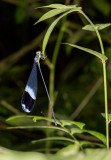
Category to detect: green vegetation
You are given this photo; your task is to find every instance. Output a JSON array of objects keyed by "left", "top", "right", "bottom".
[{"left": 0, "top": 0, "right": 111, "bottom": 159}]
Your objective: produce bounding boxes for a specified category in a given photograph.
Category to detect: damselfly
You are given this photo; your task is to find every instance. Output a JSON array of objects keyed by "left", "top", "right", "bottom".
[{"left": 21, "top": 51, "right": 57, "bottom": 126}]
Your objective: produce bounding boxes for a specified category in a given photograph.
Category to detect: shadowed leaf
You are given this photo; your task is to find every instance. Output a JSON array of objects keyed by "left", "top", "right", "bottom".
[
  {"left": 42, "top": 7, "right": 82, "bottom": 52},
  {"left": 82, "top": 23, "right": 111, "bottom": 31},
  {"left": 101, "top": 113, "right": 111, "bottom": 122},
  {"left": 59, "top": 120, "right": 85, "bottom": 129},
  {"left": 36, "top": 4, "right": 79, "bottom": 9},
  {"left": 63, "top": 43, "right": 108, "bottom": 61},
  {"left": 34, "top": 8, "right": 69, "bottom": 25},
  {"left": 32, "top": 137, "right": 74, "bottom": 144},
  {"left": 83, "top": 130, "right": 106, "bottom": 145}
]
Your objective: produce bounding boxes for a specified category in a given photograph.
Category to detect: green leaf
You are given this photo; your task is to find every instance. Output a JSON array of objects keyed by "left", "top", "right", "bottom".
[
  {"left": 7, "top": 125, "right": 69, "bottom": 134},
  {"left": 70, "top": 128, "right": 83, "bottom": 135},
  {"left": 42, "top": 8, "right": 82, "bottom": 52},
  {"left": 36, "top": 4, "right": 79, "bottom": 9},
  {"left": 70, "top": 127, "right": 106, "bottom": 145},
  {"left": 34, "top": 8, "right": 69, "bottom": 25},
  {"left": 0, "top": 147, "right": 49, "bottom": 160},
  {"left": 1, "top": 146, "right": 111, "bottom": 160},
  {"left": 57, "top": 144, "right": 79, "bottom": 155},
  {"left": 33, "top": 117, "right": 85, "bottom": 130},
  {"left": 101, "top": 113, "right": 111, "bottom": 122},
  {"left": 6, "top": 116, "right": 68, "bottom": 133},
  {"left": 80, "top": 141, "right": 105, "bottom": 148},
  {"left": 59, "top": 120, "right": 85, "bottom": 129},
  {"left": 6, "top": 115, "right": 31, "bottom": 121},
  {"left": 6, "top": 115, "right": 58, "bottom": 126},
  {"left": 33, "top": 116, "right": 63, "bottom": 126},
  {"left": 6, "top": 115, "right": 34, "bottom": 126},
  {"left": 32, "top": 137, "right": 74, "bottom": 144},
  {"left": 83, "top": 130, "right": 106, "bottom": 145},
  {"left": 82, "top": 23, "right": 111, "bottom": 31},
  {"left": 63, "top": 43, "right": 108, "bottom": 61},
  {"left": 33, "top": 116, "right": 55, "bottom": 123}
]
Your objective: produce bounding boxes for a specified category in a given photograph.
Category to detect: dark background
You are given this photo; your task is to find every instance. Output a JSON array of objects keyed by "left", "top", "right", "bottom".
[{"left": 0, "top": 0, "right": 111, "bottom": 151}]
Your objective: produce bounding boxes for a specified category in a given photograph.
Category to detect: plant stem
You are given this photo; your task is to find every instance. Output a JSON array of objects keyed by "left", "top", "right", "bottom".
[
  {"left": 61, "top": 125, "right": 84, "bottom": 151},
  {"left": 81, "top": 11, "right": 109, "bottom": 150},
  {"left": 45, "top": 15, "right": 67, "bottom": 153},
  {"left": 80, "top": 12, "right": 104, "bottom": 54},
  {"left": 103, "top": 62, "right": 109, "bottom": 149},
  {"left": 48, "top": 16, "right": 67, "bottom": 122}
]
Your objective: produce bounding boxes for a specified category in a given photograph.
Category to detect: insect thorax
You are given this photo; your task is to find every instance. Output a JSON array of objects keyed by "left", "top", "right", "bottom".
[{"left": 34, "top": 51, "right": 42, "bottom": 63}]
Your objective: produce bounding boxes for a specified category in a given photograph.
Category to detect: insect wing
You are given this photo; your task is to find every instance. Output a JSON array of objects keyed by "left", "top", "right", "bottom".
[{"left": 21, "top": 61, "right": 38, "bottom": 112}]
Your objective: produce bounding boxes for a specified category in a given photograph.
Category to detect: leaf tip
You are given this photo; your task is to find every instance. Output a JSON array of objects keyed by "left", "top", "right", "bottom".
[{"left": 33, "top": 117, "right": 37, "bottom": 122}]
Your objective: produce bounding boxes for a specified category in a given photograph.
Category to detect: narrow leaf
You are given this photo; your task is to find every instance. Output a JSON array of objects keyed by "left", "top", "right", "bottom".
[
  {"left": 63, "top": 43, "right": 108, "bottom": 61},
  {"left": 34, "top": 8, "right": 69, "bottom": 25},
  {"left": 42, "top": 8, "right": 82, "bottom": 52},
  {"left": 80, "top": 141, "right": 105, "bottom": 148},
  {"left": 6, "top": 115, "right": 34, "bottom": 126},
  {"left": 71, "top": 128, "right": 83, "bottom": 135},
  {"left": 83, "top": 130, "right": 106, "bottom": 145},
  {"left": 33, "top": 116, "right": 62, "bottom": 126},
  {"left": 59, "top": 120, "right": 85, "bottom": 129},
  {"left": 101, "top": 113, "right": 111, "bottom": 122},
  {"left": 71, "top": 128, "right": 106, "bottom": 145},
  {"left": 6, "top": 115, "right": 59, "bottom": 126},
  {"left": 82, "top": 23, "right": 111, "bottom": 31},
  {"left": 32, "top": 137, "right": 74, "bottom": 144},
  {"left": 36, "top": 4, "right": 79, "bottom": 9},
  {"left": 7, "top": 125, "right": 68, "bottom": 133},
  {"left": 57, "top": 144, "right": 79, "bottom": 155},
  {"left": 6, "top": 115, "right": 33, "bottom": 122},
  {"left": 6, "top": 116, "right": 69, "bottom": 133}
]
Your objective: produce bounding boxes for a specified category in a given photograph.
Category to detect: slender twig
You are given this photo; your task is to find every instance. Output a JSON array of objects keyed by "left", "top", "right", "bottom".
[
  {"left": 48, "top": 16, "right": 67, "bottom": 122},
  {"left": 60, "top": 124, "right": 84, "bottom": 151},
  {"left": 45, "top": 15, "right": 67, "bottom": 153},
  {"left": 46, "top": 0, "right": 70, "bottom": 152},
  {"left": 0, "top": 100, "right": 22, "bottom": 115}
]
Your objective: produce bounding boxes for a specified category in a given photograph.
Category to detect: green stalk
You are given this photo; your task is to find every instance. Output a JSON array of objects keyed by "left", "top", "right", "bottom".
[
  {"left": 81, "top": 12, "right": 104, "bottom": 54},
  {"left": 45, "top": 16, "right": 67, "bottom": 152},
  {"left": 103, "top": 62, "right": 109, "bottom": 149},
  {"left": 81, "top": 11, "right": 109, "bottom": 150},
  {"left": 62, "top": 125, "right": 84, "bottom": 151},
  {"left": 48, "top": 16, "right": 67, "bottom": 121}
]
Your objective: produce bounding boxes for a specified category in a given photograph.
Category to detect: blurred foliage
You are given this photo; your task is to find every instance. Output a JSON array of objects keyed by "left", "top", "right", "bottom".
[
  {"left": 1, "top": 145, "right": 111, "bottom": 160},
  {"left": 0, "top": 0, "right": 111, "bottom": 158}
]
